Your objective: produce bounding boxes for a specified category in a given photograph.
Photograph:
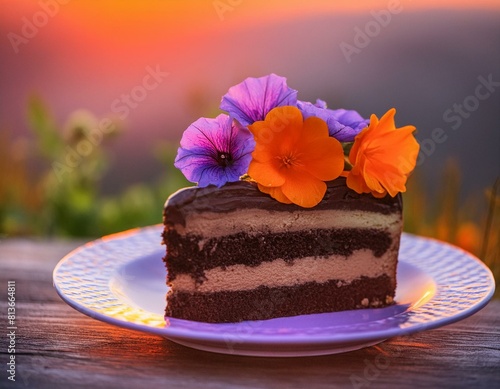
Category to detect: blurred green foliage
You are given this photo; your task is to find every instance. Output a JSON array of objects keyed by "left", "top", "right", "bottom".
[{"left": 0, "top": 97, "right": 189, "bottom": 238}]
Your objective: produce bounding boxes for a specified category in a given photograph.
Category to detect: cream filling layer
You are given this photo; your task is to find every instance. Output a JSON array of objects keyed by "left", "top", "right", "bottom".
[
  {"left": 174, "top": 208, "right": 401, "bottom": 239},
  {"left": 171, "top": 249, "right": 397, "bottom": 293}
]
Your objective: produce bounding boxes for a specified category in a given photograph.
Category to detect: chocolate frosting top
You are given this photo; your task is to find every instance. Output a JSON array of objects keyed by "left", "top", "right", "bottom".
[{"left": 164, "top": 177, "right": 402, "bottom": 228}]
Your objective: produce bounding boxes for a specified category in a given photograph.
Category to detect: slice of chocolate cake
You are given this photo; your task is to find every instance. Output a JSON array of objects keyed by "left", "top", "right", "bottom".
[{"left": 162, "top": 177, "right": 402, "bottom": 323}]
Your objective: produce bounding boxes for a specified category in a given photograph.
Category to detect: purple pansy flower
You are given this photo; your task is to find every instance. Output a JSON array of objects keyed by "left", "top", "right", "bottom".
[
  {"left": 220, "top": 74, "right": 298, "bottom": 127},
  {"left": 174, "top": 114, "right": 255, "bottom": 187},
  {"left": 297, "top": 99, "right": 369, "bottom": 142}
]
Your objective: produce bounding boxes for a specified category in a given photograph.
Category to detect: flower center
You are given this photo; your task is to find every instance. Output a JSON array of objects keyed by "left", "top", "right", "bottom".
[
  {"left": 217, "top": 152, "right": 233, "bottom": 167},
  {"left": 278, "top": 153, "right": 299, "bottom": 169}
]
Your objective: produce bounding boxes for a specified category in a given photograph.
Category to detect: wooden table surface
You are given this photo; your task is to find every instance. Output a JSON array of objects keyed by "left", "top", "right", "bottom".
[{"left": 0, "top": 238, "right": 499, "bottom": 389}]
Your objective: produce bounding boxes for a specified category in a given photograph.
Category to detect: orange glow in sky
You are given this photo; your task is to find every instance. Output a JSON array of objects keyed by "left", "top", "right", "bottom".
[
  {"left": 3, "top": 0, "right": 500, "bottom": 50},
  {"left": 2, "top": 0, "right": 497, "bottom": 78},
  {"left": 3, "top": 0, "right": 499, "bottom": 63}
]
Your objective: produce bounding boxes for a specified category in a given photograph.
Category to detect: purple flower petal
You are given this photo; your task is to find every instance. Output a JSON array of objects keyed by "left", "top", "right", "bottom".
[
  {"left": 313, "top": 99, "right": 327, "bottom": 109},
  {"left": 220, "top": 74, "right": 298, "bottom": 126},
  {"left": 174, "top": 114, "right": 255, "bottom": 187},
  {"left": 297, "top": 100, "right": 369, "bottom": 142}
]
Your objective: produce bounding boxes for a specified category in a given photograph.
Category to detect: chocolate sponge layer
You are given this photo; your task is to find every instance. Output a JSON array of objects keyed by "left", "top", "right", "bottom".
[
  {"left": 166, "top": 275, "right": 395, "bottom": 323},
  {"left": 164, "top": 228, "right": 393, "bottom": 282}
]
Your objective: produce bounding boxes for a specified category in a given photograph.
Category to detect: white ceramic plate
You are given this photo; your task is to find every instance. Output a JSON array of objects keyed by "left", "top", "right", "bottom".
[{"left": 53, "top": 225, "right": 495, "bottom": 357}]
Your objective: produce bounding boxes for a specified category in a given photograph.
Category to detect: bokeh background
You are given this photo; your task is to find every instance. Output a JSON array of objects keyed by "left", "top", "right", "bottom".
[{"left": 1, "top": 0, "right": 499, "bottom": 279}]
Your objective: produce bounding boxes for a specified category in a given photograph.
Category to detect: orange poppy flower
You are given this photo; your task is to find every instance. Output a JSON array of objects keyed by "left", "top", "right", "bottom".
[
  {"left": 346, "top": 108, "right": 419, "bottom": 198},
  {"left": 248, "top": 106, "right": 344, "bottom": 207}
]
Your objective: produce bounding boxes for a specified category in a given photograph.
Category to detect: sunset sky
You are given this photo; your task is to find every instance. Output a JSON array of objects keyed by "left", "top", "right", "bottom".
[
  {"left": 2, "top": 0, "right": 499, "bottom": 116},
  {"left": 3, "top": 0, "right": 500, "bottom": 75},
  {"left": 1, "top": 0, "right": 499, "bottom": 194}
]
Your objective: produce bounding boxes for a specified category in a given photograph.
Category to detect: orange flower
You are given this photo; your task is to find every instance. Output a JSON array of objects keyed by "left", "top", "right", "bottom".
[
  {"left": 248, "top": 106, "right": 344, "bottom": 207},
  {"left": 346, "top": 108, "right": 419, "bottom": 198}
]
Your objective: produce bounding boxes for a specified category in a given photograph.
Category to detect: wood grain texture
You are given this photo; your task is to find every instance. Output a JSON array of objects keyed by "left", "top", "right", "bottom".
[{"left": 0, "top": 239, "right": 499, "bottom": 389}]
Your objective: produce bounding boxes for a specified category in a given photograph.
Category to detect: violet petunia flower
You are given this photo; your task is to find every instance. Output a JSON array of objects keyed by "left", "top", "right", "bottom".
[
  {"left": 174, "top": 114, "right": 255, "bottom": 187},
  {"left": 297, "top": 99, "right": 369, "bottom": 142},
  {"left": 220, "top": 74, "right": 298, "bottom": 127}
]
